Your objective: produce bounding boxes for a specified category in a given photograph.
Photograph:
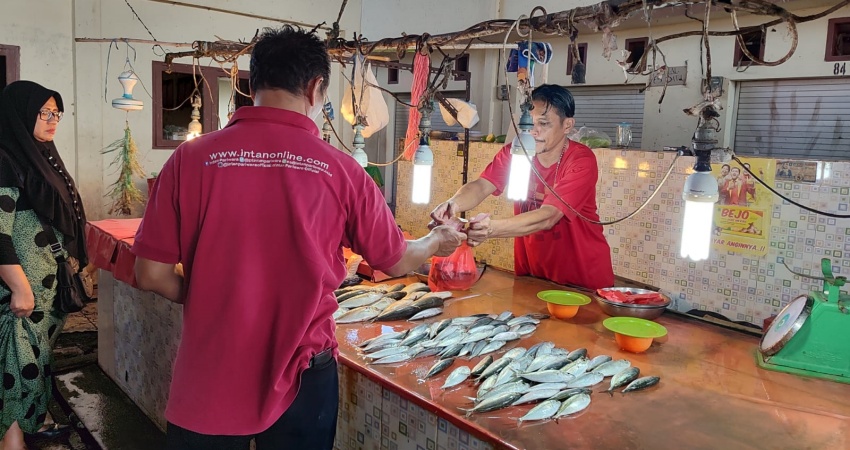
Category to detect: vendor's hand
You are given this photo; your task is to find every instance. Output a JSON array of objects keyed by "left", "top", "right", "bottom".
[
  {"left": 466, "top": 215, "right": 493, "bottom": 247},
  {"left": 429, "top": 225, "right": 467, "bottom": 257},
  {"left": 429, "top": 200, "right": 457, "bottom": 230},
  {"left": 10, "top": 287, "right": 35, "bottom": 318}
]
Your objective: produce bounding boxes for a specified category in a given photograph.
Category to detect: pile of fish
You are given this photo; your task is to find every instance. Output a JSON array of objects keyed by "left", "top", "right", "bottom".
[
  {"left": 333, "top": 282, "right": 453, "bottom": 323},
  {"left": 356, "top": 311, "right": 546, "bottom": 365}
]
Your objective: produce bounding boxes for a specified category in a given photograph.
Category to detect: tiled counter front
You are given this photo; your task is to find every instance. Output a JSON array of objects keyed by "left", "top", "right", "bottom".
[
  {"left": 396, "top": 143, "right": 850, "bottom": 328},
  {"left": 335, "top": 366, "right": 493, "bottom": 450}
]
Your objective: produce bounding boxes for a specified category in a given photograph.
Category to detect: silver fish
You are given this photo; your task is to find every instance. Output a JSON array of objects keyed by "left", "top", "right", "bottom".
[
  {"left": 437, "top": 334, "right": 464, "bottom": 348},
  {"left": 435, "top": 325, "right": 464, "bottom": 341},
  {"left": 458, "top": 342, "right": 476, "bottom": 358},
  {"left": 387, "top": 283, "right": 406, "bottom": 292},
  {"left": 421, "top": 291, "right": 453, "bottom": 300},
  {"left": 592, "top": 359, "right": 632, "bottom": 377},
  {"left": 549, "top": 348, "right": 570, "bottom": 357},
  {"left": 336, "top": 289, "right": 368, "bottom": 302},
  {"left": 402, "top": 282, "right": 429, "bottom": 294},
  {"left": 461, "top": 391, "right": 523, "bottom": 416},
  {"left": 554, "top": 393, "right": 591, "bottom": 418},
  {"left": 477, "top": 357, "right": 513, "bottom": 381},
  {"left": 525, "top": 382, "right": 569, "bottom": 393},
  {"left": 607, "top": 367, "right": 640, "bottom": 396},
  {"left": 450, "top": 316, "right": 479, "bottom": 327},
  {"left": 587, "top": 355, "right": 613, "bottom": 372},
  {"left": 425, "top": 358, "right": 455, "bottom": 379},
  {"left": 335, "top": 305, "right": 381, "bottom": 323},
  {"left": 488, "top": 325, "right": 511, "bottom": 336},
  {"left": 400, "top": 327, "right": 429, "bottom": 347},
  {"left": 526, "top": 313, "right": 551, "bottom": 321},
  {"left": 502, "top": 347, "right": 527, "bottom": 360},
  {"left": 479, "top": 340, "right": 506, "bottom": 356},
  {"left": 564, "top": 372, "right": 604, "bottom": 388},
  {"left": 460, "top": 330, "right": 493, "bottom": 345},
  {"left": 563, "top": 357, "right": 590, "bottom": 376},
  {"left": 490, "top": 332, "right": 521, "bottom": 342},
  {"left": 429, "top": 319, "right": 452, "bottom": 338},
  {"left": 371, "top": 297, "right": 395, "bottom": 311},
  {"left": 566, "top": 348, "right": 587, "bottom": 362},
  {"left": 477, "top": 380, "right": 529, "bottom": 403},
  {"left": 439, "top": 343, "right": 464, "bottom": 359},
  {"left": 527, "top": 341, "right": 555, "bottom": 358},
  {"left": 507, "top": 316, "right": 540, "bottom": 327},
  {"left": 470, "top": 356, "right": 494, "bottom": 378},
  {"left": 441, "top": 366, "right": 471, "bottom": 389},
  {"left": 371, "top": 352, "right": 412, "bottom": 365},
  {"left": 518, "top": 399, "right": 561, "bottom": 423},
  {"left": 476, "top": 373, "right": 498, "bottom": 396},
  {"left": 496, "top": 311, "right": 515, "bottom": 322},
  {"left": 512, "top": 389, "right": 562, "bottom": 406},
  {"left": 364, "top": 346, "right": 410, "bottom": 360},
  {"left": 382, "top": 291, "right": 408, "bottom": 301},
  {"left": 514, "top": 324, "right": 538, "bottom": 336},
  {"left": 467, "top": 325, "right": 495, "bottom": 336},
  {"left": 338, "top": 291, "right": 385, "bottom": 308},
  {"left": 332, "top": 307, "right": 349, "bottom": 320},
  {"left": 622, "top": 376, "right": 660, "bottom": 394},
  {"left": 548, "top": 388, "right": 592, "bottom": 402},
  {"left": 493, "top": 367, "right": 518, "bottom": 388},
  {"left": 362, "top": 338, "right": 402, "bottom": 353},
  {"left": 401, "top": 291, "right": 427, "bottom": 302},
  {"left": 527, "top": 355, "right": 569, "bottom": 373},
  {"left": 507, "top": 355, "right": 532, "bottom": 374},
  {"left": 411, "top": 347, "right": 442, "bottom": 360},
  {"left": 409, "top": 307, "right": 443, "bottom": 321},
  {"left": 469, "top": 340, "right": 489, "bottom": 358},
  {"left": 360, "top": 331, "right": 405, "bottom": 348},
  {"left": 521, "top": 370, "right": 574, "bottom": 384}
]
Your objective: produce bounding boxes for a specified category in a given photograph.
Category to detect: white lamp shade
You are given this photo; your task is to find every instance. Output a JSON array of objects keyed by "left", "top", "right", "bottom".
[
  {"left": 680, "top": 171, "right": 720, "bottom": 261},
  {"left": 412, "top": 164, "right": 432, "bottom": 204},
  {"left": 506, "top": 153, "right": 532, "bottom": 201}
]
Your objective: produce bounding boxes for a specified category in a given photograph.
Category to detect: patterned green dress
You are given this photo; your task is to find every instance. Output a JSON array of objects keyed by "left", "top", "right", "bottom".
[{"left": 0, "top": 186, "right": 66, "bottom": 436}]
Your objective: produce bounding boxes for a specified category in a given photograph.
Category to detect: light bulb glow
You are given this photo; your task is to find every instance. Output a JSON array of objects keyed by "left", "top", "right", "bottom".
[
  {"left": 680, "top": 200, "right": 715, "bottom": 260},
  {"left": 412, "top": 164, "right": 432, "bottom": 204},
  {"left": 507, "top": 153, "right": 532, "bottom": 201}
]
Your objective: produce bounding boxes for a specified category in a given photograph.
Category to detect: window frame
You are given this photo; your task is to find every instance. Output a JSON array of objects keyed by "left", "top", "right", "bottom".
[
  {"left": 566, "top": 43, "right": 588, "bottom": 75},
  {"left": 0, "top": 44, "right": 21, "bottom": 88},
  {"left": 624, "top": 37, "right": 649, "bottom": 73},
  {"left": 733, "top": 29, "right": 766, "bottom": 67},
  {"left": 152, "top": 61, "right": 224, "bottom": 149},
  {"left": 825, "top": 17, "right": 850, "bottom": 62}
]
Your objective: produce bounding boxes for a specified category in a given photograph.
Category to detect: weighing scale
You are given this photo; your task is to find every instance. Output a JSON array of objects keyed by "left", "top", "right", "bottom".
[{"left": 757, "top": 258, "right": 850, "bottom": 384}]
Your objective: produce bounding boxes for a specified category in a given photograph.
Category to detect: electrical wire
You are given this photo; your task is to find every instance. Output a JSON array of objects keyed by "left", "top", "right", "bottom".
[
  {"left": 732, "top": 155, "right": 850, "bottom": 218},
  {"left": 501, "top": 15, "right": 680, "bottom": 226}
]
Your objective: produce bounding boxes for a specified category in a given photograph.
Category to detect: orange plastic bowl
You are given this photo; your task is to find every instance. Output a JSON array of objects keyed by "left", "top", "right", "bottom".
[
  {"left": 547, "top": 303, "right": 580, "bottom": 319},
  {"left": 614, "top": 333, "right": 654, "bottom": 353}
]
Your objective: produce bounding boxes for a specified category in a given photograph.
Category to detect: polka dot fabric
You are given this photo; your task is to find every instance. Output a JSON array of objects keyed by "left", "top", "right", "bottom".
[{"left": 0, "top": 187, "right": 66, "bottom": 436}]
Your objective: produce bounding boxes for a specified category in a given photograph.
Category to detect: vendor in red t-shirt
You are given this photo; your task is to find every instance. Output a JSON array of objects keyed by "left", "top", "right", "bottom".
[
  {"left": 430, "top": 84, "right": 614, "bottom": 290},
  {"left": 131, "top": 26, "right": 466, "bottom": 450}
]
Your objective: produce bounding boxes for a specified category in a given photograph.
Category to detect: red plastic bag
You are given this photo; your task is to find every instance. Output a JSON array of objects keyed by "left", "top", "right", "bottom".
[{"left": 428, "top": 242, "right": 478, "bottom": 291}]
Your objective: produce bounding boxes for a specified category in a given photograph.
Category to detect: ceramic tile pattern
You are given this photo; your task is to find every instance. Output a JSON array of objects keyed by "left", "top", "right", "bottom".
[
  {"left": 334, "top": 365, "right": 493, "bottom": 450},
  {"left": 396, "top": 143, "right": 850, "bottom": 328}
]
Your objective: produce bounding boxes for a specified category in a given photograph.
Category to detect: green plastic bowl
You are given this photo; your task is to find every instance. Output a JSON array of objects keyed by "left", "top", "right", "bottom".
[
  {"left": 537, "top": 290, "right": 591, "bottom": 319},
  {"left": 603, "top": 317, "right": 668, "bottom": 353}
]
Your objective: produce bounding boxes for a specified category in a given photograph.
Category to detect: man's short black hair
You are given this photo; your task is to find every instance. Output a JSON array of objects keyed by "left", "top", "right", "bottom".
[
  {"left": 250, "top": 26, "right": 331, "bottom": 96},
  {"left": 531, "top": 84, "right": 576, "bottom": 119}
]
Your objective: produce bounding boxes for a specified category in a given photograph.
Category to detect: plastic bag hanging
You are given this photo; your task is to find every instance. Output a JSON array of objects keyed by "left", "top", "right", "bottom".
[{"left": 340, "top": 55, "right": 389, "bottom": 138}]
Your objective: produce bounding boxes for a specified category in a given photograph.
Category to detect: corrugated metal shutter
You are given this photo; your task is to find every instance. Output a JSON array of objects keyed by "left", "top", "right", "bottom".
[
  {"left": 567, "top": 85, "right": 645, "bottom": 148},
  {"left": 394, "top": 92, "right": 467, "bottom": 146},
  {"left": 733, "top": 78, "right": 850, "bottom": 160}
]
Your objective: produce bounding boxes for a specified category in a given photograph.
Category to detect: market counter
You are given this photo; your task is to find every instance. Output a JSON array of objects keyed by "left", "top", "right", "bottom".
[{"left": 334, "top": 270, "right": 850, "bottom": 450}]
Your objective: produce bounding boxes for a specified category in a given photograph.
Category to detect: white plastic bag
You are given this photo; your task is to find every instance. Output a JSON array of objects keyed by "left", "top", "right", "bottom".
[
  {"left": 341, "top": 57, "right": 389, "bottom": 138},
  {"left": 439, "top": 99, "right": 479, "bottom": 129}
]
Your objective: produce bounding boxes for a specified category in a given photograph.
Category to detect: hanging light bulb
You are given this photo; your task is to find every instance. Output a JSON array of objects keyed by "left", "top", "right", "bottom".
[
  {"left": 412, "top": 112, "right": 433, "bottom": 204},
  {"left": 506, "top": 104, "right": 536, "bottom": 201},
  {"left": 186, "top": 95, "right": 202, "bottom": 140},
  {"left": 351, "top": 124, "right": 369, "bottom": 167},
  {"left": 680, "top": 121, "right": 719, "bottom": 261}
]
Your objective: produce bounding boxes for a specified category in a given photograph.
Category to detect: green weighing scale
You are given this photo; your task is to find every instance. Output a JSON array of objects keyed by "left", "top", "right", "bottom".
[{"left": 757, "top": 258, "right": 850, "bottom": 383}]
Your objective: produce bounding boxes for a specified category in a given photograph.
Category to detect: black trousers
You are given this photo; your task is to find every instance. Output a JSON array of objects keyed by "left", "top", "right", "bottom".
[{"left": 165, "top": 355, "right": 338, "bottom": 450}]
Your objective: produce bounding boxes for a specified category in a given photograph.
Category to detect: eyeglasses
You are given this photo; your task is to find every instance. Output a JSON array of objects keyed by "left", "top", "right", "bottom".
[{"left": 38, "top": 110, "right": 63, "bottom": 122}]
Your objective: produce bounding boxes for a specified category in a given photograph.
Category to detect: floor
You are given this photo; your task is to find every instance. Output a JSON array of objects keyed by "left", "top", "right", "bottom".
[{"left": 19, "top": 301, "right": 166, "bottom": 450}]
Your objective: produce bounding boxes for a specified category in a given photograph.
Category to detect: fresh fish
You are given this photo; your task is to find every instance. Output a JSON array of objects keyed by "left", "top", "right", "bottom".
[
  {"left": 502, "top": 347, "right": 527, "bottom": 360},
  {"left": 411, "top": 347, "right": 443, "bottom": 360},
  {"left": 507, "top": 356, "right": 532, "bottom": 374},
  {"left": 450, "top": 316, "right": 479, "bottom": 326},
  {"left": 441, "top": 366, "right": 471, "bottom": 389},
  {"left": 477, "top": 380, "right": 529, "bottom": 403},
  {"left": 402, "top": 282, "right": 429, "bottom": 294},
  {"left": 332, "top": 307, "right": 349, "bottom": 320},
  {"left": 359, "top": 331, "right": 406, "bottom": 348},
  {"left": 413, "top": 296, "right": 446, "bottom": 310},
  {"left": 467, "top": 325, "right": 496, "bottom": 336},
  {"left": 375, "top": 299, "right": 414, "bottom": 318},
  {"left": 587, "top": 355, "right": 612, "bottom": 372},
  {"left": 607, "top": 367, "right": 640, "bottom": 396},
  {"left": 336, "top": 289, "right": 368, "bottom": 302},
  {"left": 479, "top": 340, "right": 506, "bottom": 356},
  {"left": 371, "top": 352, "right": 412, "bottom": 365},
  {"left": 470, "top": 356, "right": 493, "bottom": 377},
  {"left": 420, "top": 291, "right": 453, "bottom": 300},
  {"left": 425, "top": 358, "right": 455, "bottom": 379},
  {"left": 554, "top": 393, "right": 591, "bottom": 418},
  {"left": 439, "top": 343, "right": 464, "bottom": 359},
  {"left": 469, "top": 340, "right": 489, "bottom": 358},
  {"left": 470, "top": 317, "right": 494, "bottom": 329},
  {"left": 461, "top": 392, "right": 523, "bottom": 416},
  {"left": 488, "top": 325, "right": 510, "bottom": 336},
  {"left": 566, "top": 348, "right": 587, "bottom": 362},
  {"left": 512, "top": 389, "right": 562, "bottom": 406},
  {"left": 437, "top": 334, "right": 464, "bottom": 348},
  {"left": 592, "top": 359, "right": 632, "bottom": 377},
  {"left": 387, "top": 283, "right": 406, "bottom": 292},
  {"left": 564, "top": 372, "right": 604, "bottom": 388},
  {"left": 362, "top": 338, "right": 402, "bottom": 353},
  {"left": 458, "top": 342, "right": 476, "bottom": 358},
  {"left": 527, "top": 341, "right": 555, "bottom": 358},
  {"left": 429, "top": 319, "right": 452, "bottom": 338},
  {"left": 399, "top": 325, "right": 429, "bottom": 345},
  {"left": 460, "top": 330, "right": 493, "bottom": 345},
  {"left": 493, "top": 367, "right": 518, "bottom": 388},
  {"left": 518, "top": 399, "right": 561, "bottom": 423},
  {"left": 477, "top": 357, "right": 513, "bottom": 381},
  {"left": 335, "top": 305, "right": 381, "bottom": 323},
  {"left": 520, "top": 370, "right": 574, "bottom": 384},
  {"left": 507, "top": 316, "right": 540, "bottom": 327},
  {"left": 526, "top": 313, "right": 551, "bottom": 320},
  {"left": 364, "top": 346, "right": 410, "bottom": 360},
  {"left": 527, "top": 355, "right": 569, "bottom": 373},
  {"left": 622, "top": 376, "right": 660, "bottom": 394},
  {"left": 496, "top": 311, "right": 515, "bottom": 322},
  {"left": 548, "top": 388, "right": 592, "bottom": 402},
  {"left": 372, "top": 297, "right": 396, "bottom": 312},
  {"left": 409, "top": 307, "right": 443, "bottom": 321},
  {"left": 514, "top": 324, "right": 538, "bottom": 336},
  {"left": 435, "top": 325, "right": 464, "bottom": 341},
  {"left": 525, "top": 382, "right": 569, "bottom": 393},
  {"left": 563, "top": 358, "right": 590, "bottom": 376},
  {"left": 549, "top": 348, "right": 570, "bottom": 357},
  {"left": 401, "top": 291, "right": 428, "bottom": 302},
  {"left": 490, "top": 331, "right": 521, "bottom": 342},
  {"left": 334, "top": 286, "right": 361, "bottom": 296},
  {"left": 476, "top": 373, "right": 498, "bottom": 396}
]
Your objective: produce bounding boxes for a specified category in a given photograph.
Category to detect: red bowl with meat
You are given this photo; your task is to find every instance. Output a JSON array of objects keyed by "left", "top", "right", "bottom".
[{"left": 594, "top": 287, "right": 671, "bottom": 320}]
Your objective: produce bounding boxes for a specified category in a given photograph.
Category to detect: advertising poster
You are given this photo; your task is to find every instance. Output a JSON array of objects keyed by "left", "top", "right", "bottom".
[{"left": 711, "top": 157, "right": 775, "bottom": 256}]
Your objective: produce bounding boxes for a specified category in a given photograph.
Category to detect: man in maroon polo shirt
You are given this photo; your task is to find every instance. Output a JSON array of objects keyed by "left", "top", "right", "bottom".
[
  {"left": 430, "top": 85, "right": 613, "bottom": 290},
  {"left": 132, "top": 26, "right": 466, "bottom": 450}
]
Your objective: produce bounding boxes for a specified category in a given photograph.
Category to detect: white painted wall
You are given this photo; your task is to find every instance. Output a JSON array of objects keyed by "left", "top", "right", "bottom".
[{"left": 360, "top": 0, "right": 496, "bottom": 36}]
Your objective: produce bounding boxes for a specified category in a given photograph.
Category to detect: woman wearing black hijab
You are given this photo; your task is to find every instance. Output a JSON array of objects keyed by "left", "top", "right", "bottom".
[{"left": 0, "top": 81, "right": 87, "bottom": 449}]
